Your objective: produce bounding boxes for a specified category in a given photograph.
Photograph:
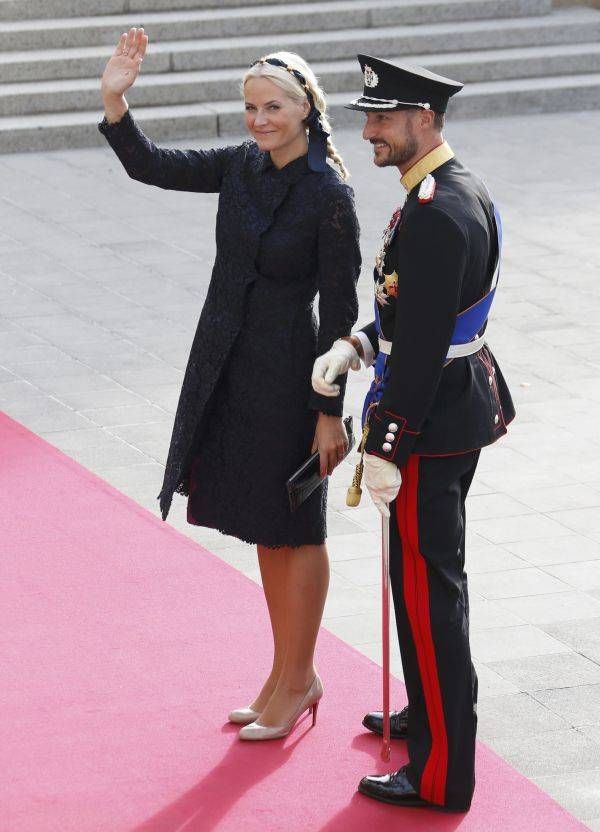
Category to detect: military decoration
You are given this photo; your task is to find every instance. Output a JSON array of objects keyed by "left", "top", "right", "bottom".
[
  {"left": 375, "top": 270, "right": 399, "bottom": 307},
  {"left": 383, "top": 270, "right": 398, "bottom": 297},
  {"left": 375, "top": 206, "right": 402, "bottom": 278}
]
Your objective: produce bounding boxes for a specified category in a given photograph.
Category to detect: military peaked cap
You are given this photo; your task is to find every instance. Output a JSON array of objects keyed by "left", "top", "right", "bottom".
[{"left": 346, "top": 54, "right": 464, "bottom": 114}]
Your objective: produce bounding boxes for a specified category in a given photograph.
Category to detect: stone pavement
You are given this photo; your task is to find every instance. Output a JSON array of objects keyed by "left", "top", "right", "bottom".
[{"left": 1, "top": 109, "right": 600, "bottom": 826}]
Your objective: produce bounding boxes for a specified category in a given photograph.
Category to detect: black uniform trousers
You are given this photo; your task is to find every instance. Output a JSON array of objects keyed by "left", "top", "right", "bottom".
[{"left": 390, "top": 450, "right": 480, "bottom": 811}]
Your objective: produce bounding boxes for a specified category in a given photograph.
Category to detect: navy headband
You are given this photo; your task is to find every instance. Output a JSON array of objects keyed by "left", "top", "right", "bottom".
[{"left": 251, "top": 57, "right": 330, "bottom": 173}]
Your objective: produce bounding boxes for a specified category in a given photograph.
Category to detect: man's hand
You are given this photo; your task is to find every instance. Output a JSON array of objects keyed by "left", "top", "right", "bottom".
[
  {"left": 311, "top": 338, "right": 361, "bottom": 397},
  {"left": 364, "top": 453, "right": 402, "bottom": 518}
]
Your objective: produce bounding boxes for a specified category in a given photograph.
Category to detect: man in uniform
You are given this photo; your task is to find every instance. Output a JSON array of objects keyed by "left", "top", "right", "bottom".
[{"left": 312, "top": 55, "right": 515, "bottom": 812}]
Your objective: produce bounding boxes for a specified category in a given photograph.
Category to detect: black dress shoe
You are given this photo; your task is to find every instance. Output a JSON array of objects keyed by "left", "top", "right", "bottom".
[
  {"left": 358, "top": 765, "right": 470, "bottom": 812},
  {"left": 362, "top": 706, "right": 408, "bottom": 739},
  {"left": 358, "top": 765, "right": 428, "bottom": 808}
]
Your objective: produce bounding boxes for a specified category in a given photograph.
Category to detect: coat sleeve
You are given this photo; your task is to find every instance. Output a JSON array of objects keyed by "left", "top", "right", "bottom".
[
  {"left": 98, "top": 110, "right": 238, "bottom": 193},
  {"left": 364, "top": 206, "right": 467, "bottom": 465},
  {"left": 355, "top": 319, "right": 379, "bottom": 367},
  {"left": 308, "top": 181, "right": 361, "bottom": 416}
]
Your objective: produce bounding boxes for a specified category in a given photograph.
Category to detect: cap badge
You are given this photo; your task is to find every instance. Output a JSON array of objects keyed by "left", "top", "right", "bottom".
[{"left": 364, "top": 65, "right": 379, "bottom": 88}]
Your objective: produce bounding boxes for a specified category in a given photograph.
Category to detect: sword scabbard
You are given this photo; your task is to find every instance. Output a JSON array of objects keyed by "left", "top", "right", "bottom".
[{"left": 381, "top": 513, "right": 391, "bottom": 761}]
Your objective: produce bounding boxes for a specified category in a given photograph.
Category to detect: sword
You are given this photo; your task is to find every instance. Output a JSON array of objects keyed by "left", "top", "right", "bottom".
[
  {"left": 381, "top": 512, "right": 391, "bottom": 762},
  {"left": 346, "top": 420, "right": 391, "bottom": 760}
]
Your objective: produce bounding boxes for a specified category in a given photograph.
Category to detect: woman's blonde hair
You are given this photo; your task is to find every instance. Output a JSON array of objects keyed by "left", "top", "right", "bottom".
[{"left": 242, "top": 51, "right": 349, "bottom": 181}]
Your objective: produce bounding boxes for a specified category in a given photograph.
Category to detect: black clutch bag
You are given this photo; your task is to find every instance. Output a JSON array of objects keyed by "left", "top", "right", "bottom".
[{"left": 286, "top": 415, "right": 355, "bottom": 513}]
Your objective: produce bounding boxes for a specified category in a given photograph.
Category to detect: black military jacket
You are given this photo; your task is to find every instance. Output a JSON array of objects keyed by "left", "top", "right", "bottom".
[{"left": 360, "top": 143, "right": 515, "bottom": 466}]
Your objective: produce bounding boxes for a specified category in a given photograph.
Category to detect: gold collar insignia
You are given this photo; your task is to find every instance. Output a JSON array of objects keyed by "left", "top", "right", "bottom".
[{"left": 400, "top": 141, "right": 454, "bottom": 193}]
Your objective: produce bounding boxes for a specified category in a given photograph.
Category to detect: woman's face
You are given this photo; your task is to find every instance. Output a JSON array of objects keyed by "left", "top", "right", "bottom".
[{"left": 244, "top": 76, "right": 309, "bottom": 154}]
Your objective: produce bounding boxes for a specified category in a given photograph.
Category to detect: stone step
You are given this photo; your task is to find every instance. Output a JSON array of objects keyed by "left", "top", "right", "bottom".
[
  {"left": 3, "top": 43, "right": 600, "bottom": 117},
  {"left": 0, "top": 0, "right": 349, "bottom": 21},
  {"left": 0, "top": 0, "right": 552, "bottom": 52},
  {"left": 1, "top": 71, "right": 600, "bottom": 153},
  {"left": 0, "top": 7, "right": 596, "bottom": 83}
]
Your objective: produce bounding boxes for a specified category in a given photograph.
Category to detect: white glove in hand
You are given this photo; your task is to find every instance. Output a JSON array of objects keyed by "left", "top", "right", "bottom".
[
  {"left": 364, "top": 453, "right": 402, "bottom": 518},
  {"left": 311, "top": 339, "right": 361, "bottom": 397}
]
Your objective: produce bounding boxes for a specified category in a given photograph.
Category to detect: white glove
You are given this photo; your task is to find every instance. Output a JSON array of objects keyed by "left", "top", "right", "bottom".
[
  {"left": 311, "top": 339, "right": 361, "bottom": 397},
  {"left": 364, "top": 453, "right": 402, "bottom": 518}
]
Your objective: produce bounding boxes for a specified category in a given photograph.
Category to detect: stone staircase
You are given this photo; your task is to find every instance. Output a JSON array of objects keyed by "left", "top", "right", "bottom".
[{"left": 0, "top": 0, "right": 599, "bottom": 152}]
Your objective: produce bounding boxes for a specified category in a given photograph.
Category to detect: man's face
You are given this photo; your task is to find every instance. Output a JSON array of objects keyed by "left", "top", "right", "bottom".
[{"left": 362, "top": 110, "right": 420, "bottom": 168}]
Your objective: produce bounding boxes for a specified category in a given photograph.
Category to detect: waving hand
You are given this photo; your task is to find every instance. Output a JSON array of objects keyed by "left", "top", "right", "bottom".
[{"left": 101, "top": 27, "right": 148, "bottom": 121}]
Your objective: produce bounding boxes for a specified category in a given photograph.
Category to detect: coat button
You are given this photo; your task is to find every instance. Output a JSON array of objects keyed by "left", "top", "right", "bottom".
[
  {"left": 382, "top": 442, "right": 392, "bottom": 452},
  {"left": 388, "top": 423, "right": 398, "bottom": 432},
  {"left": 494, "top": 414, "right": 499, "bottom": 424},
  {"left": 385, "top": 433, "right": 395, "bottom": 442},
  {"left": 488, "top": 375, "right": 493, "bottom": 386}
]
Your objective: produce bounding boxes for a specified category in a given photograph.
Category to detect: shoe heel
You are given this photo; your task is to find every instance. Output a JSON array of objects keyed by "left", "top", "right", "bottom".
[{"left": 311, "top": 700, "right": 319, "bottom": 726}]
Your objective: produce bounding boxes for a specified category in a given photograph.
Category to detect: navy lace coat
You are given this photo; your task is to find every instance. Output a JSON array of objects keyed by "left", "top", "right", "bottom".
[{"left": 99, "top": 112, "right": 360, "bottom": 546}]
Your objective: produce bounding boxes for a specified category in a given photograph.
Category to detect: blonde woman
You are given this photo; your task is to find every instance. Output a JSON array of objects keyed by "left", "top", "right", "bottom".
[{"left": 99, "top": 29, "right": 360, "bottom": 739}]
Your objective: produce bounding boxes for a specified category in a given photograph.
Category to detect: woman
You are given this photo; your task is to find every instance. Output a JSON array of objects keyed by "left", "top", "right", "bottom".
[{"left": 99, "top": 29, "right": 360, "bottom": 740}]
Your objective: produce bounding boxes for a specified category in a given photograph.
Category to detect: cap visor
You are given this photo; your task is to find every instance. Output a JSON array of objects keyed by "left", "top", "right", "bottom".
[{"left": 344, "top": 97, "right": 419, "bottom": 112}]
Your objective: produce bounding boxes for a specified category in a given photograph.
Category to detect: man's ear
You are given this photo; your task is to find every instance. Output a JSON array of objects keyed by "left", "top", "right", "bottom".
[{"left": 418, "top": 108, "right": 435, "bottom": 130}]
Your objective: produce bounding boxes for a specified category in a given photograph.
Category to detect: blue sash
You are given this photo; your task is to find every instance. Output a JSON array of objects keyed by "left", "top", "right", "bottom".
[{"left": 361, "top": 204, "right": 502, "bottom": 428}]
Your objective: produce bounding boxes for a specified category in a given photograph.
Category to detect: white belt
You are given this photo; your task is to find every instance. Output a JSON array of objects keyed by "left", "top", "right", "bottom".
[{"left": 378, "top": 335, "right": 486, "bottom": 360}]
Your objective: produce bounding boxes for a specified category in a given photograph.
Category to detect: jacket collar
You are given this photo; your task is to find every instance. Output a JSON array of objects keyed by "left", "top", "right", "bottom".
[
  {"left": 400, "top": 141, "right": 454, "bottom": 193},
  {"left": 260, "top": 150, "right": 311, "bottom": 182}
]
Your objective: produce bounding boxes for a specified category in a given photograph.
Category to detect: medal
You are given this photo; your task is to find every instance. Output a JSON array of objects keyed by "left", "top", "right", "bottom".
[{"left": 375, "top": 206, "right": 402, "bottom": 277}]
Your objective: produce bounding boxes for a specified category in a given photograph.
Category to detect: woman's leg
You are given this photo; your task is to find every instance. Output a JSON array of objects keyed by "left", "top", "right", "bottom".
[
  {"left": 257, "top": 543, "right": 330, "bottom": 726},
  {"left": 248, "top": 544, "right": 290, "bottom": 712}
]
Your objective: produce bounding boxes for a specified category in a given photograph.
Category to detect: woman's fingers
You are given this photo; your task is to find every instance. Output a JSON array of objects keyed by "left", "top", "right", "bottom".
[
  {"left": 126, "top": 27, "right": 137, "bottom": 51},
  {"left": 127, "top": 27, "right": 141, "bottom": 59},
  {"left": 319, "top": 449, "right": 328, "bottom": 480},
  {"left": 314, "top": 416, "right": 350, "bottom": 477},
  {"left": 129, "top": 27, "right": 146, "bottom": 61},
  {"left": 328, "top": 449, "right": 338, "bottom": 476},
  {"left": 113, "top": 32, "right": 127, "bottom": 56},
  {"left": 317, "top": 443, "right": 347, "bottom": 478}
]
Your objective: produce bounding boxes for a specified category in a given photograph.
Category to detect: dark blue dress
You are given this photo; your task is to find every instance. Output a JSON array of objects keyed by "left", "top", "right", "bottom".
[{"left": 99, "top": 112, "right": 361, "bottom": 547}]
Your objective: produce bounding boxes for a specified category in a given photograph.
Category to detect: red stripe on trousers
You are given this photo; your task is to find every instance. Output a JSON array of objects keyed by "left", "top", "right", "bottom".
[{"left": 397, "top": 455, "right": 448, "bottom": 806}]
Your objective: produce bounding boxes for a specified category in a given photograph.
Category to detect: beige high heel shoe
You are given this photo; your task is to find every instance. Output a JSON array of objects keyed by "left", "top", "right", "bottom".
[
  {"left": 227, "top": 706, "right": 260, "bottom": 725},
  {"left": 238, "top": 675, "right": 323, "bottom": 741}
]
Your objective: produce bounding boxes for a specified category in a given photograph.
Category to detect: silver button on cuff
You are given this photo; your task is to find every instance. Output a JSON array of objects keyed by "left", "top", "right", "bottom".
[
  {"left": 388, "top": 423, "right": 398, "bottom": 432},
  {"left": 385, "top": 433, "right": 395, "bottom": 442},
  {"left": 382, "top": 442, "right": 392, "bottom": 452}
]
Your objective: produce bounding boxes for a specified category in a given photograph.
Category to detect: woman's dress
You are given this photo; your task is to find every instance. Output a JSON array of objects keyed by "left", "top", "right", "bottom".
[{"left": 99, "top": 113, "right": 361, "bottom": 547}]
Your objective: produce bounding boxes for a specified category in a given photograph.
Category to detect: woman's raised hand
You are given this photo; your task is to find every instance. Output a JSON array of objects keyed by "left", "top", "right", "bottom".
[{"left": 101, "top": 28, "right": 148, "bottom": 100}]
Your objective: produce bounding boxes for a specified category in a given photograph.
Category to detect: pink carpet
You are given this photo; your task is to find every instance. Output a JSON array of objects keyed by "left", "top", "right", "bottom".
[{"left": 0, "top": 410, "right": 588, "bottom": 832}]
